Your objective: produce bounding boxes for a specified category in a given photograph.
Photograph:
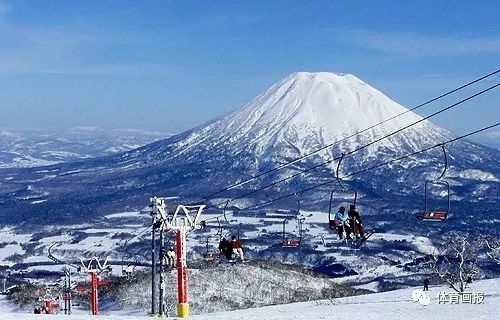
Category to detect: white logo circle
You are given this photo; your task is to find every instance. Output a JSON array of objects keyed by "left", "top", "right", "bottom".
[
  {"left": 412, "top": 289, "right": 424, "bottom": 302},
  {"left": 411, "top": 289, "right": 430, "bottom": 306},
  {"left": 419, "top": 294, "right": 431, "bottom": 306}
]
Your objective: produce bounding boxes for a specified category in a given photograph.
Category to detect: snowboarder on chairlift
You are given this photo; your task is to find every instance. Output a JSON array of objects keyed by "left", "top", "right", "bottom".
[
  {"left": 219, "top": 237, "right": 232, "bottom": 261},
  {"left": 165, "top": 246, "right": 176, "bottom": 269},
  {"left": 229, "top": 236, "right": 245, "bottom": 262},
  {"left": 348, "top": 205, "right": 365, "bottom": 239},
  {"left": 334, "top": 206, "right": 351, "bottom": 240}
]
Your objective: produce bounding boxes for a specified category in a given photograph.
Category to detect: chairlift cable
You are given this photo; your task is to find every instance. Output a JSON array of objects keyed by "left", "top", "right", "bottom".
[
  {"left": 335, "top": 153, "right": 347, "bottom": 191},
  {"left": 223, "top": 200, "right": 231, "bottom": 224},
  {"left": 436, "top": 144, "right": 448, "bottom": 181}
]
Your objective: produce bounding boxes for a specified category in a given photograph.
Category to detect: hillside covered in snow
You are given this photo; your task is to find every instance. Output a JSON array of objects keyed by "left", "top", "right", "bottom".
[{"left": 1, "top": 277, "right": 498, "bottom": 319}]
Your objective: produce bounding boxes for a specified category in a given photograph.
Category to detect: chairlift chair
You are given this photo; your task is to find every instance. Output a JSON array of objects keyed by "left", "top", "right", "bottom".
[
  {"left": 417, "top": 180, "right": 450, "bottom": 221},
  {"left": 327, "top": 189, "right": 357, "bottom": 230},
  {"left": 203, "top": 236, "right": 221, "bottom": 261},
  {"left": 202, "top": 216, "right": 225, "bottom": 261},
  {"left": 282, "top": 218, "right": 304, "bottom": 247},
  {"left": 416, "top": 144, "right": 450, "bottom": 222},
  {"left": 281, "top": 194, "right": 304, "bottom": 248}
]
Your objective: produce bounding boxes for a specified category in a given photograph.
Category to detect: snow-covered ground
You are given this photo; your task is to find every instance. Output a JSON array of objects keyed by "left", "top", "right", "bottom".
[{"left": 0, "top": 278, "right": 498, "bottom": 319}]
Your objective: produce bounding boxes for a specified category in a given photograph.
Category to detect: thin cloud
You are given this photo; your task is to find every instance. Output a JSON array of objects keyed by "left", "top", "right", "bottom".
[
  {"left": 335, "top": 29, "right": 500, "bottom": 58},
  {"left": 484, "top": 130, "right": 500, "bottom": 139},
  {"left": 0, "top": 10, "right": 177, "bottom": 76},
  {"left": 0, "top": 23, "right": 96, "bottom": 74},
  {"left": 42, "top": 62, "right": 175, "bottom": 77}
]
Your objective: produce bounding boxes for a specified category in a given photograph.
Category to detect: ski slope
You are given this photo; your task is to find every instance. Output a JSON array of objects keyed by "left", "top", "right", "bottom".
[{"left": 1, "top": 278, "right": 498, "bottom": 319}]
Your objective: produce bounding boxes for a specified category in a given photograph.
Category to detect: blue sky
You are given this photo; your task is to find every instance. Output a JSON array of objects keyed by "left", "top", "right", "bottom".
[{"left": 0, "top": 0, "right": 498, "bottom": 146}]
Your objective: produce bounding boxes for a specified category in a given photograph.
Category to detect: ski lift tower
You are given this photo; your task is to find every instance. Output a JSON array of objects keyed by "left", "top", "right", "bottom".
[
  {"left": 149, "top": 197, "right": 204, "bottom": 318},
  {"left": 79, "top": 256, "right": 110, "bottom": 316},
  {"left": 62, "top": 267, "right": 72, "bottom": 315}
]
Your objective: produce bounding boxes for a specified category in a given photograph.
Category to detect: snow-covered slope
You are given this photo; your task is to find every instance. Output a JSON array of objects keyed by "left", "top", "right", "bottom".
[
  {"left": 194, "top": 277, "right": 499, "bottom": 320},
  {"left": 112, "top": 262, "right": 367, "bottom": 315},
  {"left": 1, "top": 278, "right": 498, "bottom": 319},
  {"left": 169, "top": 72, "right": 448, "bottom": 161}
]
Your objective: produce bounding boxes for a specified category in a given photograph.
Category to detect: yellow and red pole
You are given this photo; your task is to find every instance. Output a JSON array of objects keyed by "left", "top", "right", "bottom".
[{"left": 176, "top": 228, "right": 189, "bottom": 317}]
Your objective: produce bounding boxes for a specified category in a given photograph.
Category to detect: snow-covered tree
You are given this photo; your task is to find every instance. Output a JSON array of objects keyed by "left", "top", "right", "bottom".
[
  {"left": 425, "top": 235, "right": 481, "bottom": 293},
  {"left": 481, "top": 236, "right": 500, "bottom": 264}
]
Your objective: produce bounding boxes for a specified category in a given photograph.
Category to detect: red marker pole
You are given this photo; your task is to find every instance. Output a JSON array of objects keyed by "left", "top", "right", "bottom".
[
  {"left": 176, "top": 228, "right": 189, "bottom": 317},
  {"left": 90, "top": 272, "right": 98, "bottom": 315}
]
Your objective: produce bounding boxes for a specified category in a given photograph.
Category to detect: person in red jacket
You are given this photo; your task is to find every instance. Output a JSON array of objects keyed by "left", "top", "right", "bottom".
[{"left": 229, "top": 236, "right": 244, "bottom": 262}]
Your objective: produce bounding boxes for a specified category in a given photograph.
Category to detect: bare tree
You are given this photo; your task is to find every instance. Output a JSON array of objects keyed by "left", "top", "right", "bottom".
[
  {"left": 481, "top": 236, "right": 500, "bottom": 264},
  {"left": 425, "top": 235, "right": 481, "bottom": 293}
]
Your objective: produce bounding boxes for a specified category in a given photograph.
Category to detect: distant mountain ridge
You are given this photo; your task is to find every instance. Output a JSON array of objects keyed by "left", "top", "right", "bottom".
[{"left": 0, "top": 127, "right": 170, "bottom": 168}]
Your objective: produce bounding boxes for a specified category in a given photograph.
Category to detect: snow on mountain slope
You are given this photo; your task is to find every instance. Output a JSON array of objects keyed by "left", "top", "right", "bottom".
[
  {"left": 120, "top": 72, "right": 455, "bottom": 170},
  {"left": 171, "top": 72, "right": 445, "bottom": 159},
  {"left": 1, "top": 278, "right": 498, "bottom": 319}
]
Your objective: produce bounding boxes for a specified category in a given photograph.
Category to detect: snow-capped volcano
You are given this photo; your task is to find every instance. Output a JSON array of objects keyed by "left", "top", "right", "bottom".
[
  {"left": 210, "top": 71, "right": 427, "bottom": 152},
  {"left": 0, "top": 72, "right": 498, "bottom": 224},
  {"left": 166, "top": 71, "right": 450, "bottom": 164}
]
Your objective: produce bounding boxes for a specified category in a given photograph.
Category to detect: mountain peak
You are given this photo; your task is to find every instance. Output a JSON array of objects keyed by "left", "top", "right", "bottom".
[
  {"left": 167, "top": 71, "right": 450, "bottom": 162},
  {"left": 276, "top": 71, "right": 361, "bottom": 91},
  {"left": 284, "top": 71, "right": 363, "bottom": 84},
  {"left": 288, "top": 71, "right": 351, "bottom": 78},
  {"left": 223, "top": 71, "right": 425, "bottom": 146}
]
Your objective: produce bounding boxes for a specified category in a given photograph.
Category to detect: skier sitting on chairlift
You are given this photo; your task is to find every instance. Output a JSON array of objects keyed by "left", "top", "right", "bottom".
[
  {"left": 219, "top": 237, "right": 232, "bottom": 261},
  {"left": 348, "top": 205, "right": 365, "bottom": 239},
  {"left": 334, "top": 206, "right": 351, "bottom": 240},
  {"left": 165, "top": 246, "right": 176, "bottom": 269},
  {"left": 125, "top": 264, "right": 134, "bottom": 280},
  {"left": 229, "top": 236, "right": 245, "bottom": 262}
]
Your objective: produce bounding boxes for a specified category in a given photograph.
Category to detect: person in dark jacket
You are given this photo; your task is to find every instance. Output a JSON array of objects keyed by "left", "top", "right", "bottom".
[
  {"left": 219, "top": 237, "right": 232, "bottom": 261},
  {"left": 423, "top": 278, "right": 429, "bottom": 291},
  {"left": 348, "top": 205, "right": 365, "bottom": 239}
]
